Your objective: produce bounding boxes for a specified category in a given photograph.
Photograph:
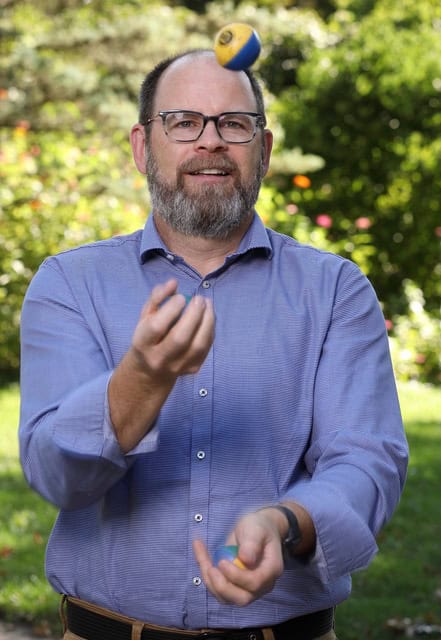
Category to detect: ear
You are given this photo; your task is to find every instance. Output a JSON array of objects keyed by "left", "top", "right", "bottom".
[
  {"left": 261, "top": 129, "right": 273, "bottom": 176},
  {"left": 130, "top": 123, "right": 147, "bottom": 175}
]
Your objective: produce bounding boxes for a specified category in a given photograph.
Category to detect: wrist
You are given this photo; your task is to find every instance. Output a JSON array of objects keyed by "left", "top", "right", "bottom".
[
  {"left": 258, "top": 504, "right": 303, "bottom": 557},
  {"left": 126, "top": 347, "right": 176, "bottom": 389}
]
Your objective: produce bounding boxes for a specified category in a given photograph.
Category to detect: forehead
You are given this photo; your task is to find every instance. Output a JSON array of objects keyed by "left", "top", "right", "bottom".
[{"left": 153, "top": 53, "right": 257, "bottom": 113}]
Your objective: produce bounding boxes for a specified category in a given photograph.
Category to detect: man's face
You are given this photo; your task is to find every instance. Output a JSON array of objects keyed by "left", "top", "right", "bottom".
[{"left": 132, "top": 54, "right": 272, "bottom": 239}]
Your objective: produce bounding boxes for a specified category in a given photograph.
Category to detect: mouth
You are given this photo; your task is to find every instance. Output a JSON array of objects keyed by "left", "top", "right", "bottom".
[
  {"left": 189, "top": 168, "right": 230, "bottom": 176},
  {"left": 180, "top": 157, "right": 236, "bottom": 180}
]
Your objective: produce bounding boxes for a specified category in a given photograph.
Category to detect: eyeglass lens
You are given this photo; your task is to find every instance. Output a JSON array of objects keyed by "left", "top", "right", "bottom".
[{"left": 163, "top": 111, "right": 257, "bottom": 142}]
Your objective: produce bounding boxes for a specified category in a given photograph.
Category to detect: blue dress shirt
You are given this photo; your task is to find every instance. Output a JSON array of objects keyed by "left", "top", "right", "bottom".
[{"left": 19, "top": 213, "right": 408, "bottom": 629}]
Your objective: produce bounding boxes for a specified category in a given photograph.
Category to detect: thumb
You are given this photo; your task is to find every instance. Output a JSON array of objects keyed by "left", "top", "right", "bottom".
[{"left": 231, "top": 531, "right": 265, "bottom": 570}]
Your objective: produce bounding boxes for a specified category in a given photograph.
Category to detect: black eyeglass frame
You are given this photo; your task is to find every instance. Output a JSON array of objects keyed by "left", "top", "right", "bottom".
[{"left": 144, "top": 109, "right": 267, "bottom": 143}]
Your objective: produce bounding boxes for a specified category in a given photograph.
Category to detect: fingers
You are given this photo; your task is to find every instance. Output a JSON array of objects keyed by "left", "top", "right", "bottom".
[
  {"left": 192, "top": 534, "right": 283, "bottom": 607},
  {"left": 193, "top": 540, "right": 248, "bottom": 606},
  {"left": 144, "top": 279, "right": 179, "bottom": 315},
  {"left": 131, "top": 281, "right": 215, "bottom": 380},
  {"left": 156, "top": 295, "right": 214, "bottom": 369},
  {"left": 179, "top": 297, "right": 215, "bottom": 373}
]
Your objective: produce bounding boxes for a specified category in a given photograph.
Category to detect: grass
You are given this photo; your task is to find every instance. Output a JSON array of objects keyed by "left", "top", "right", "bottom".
[
  {"left": 336, "top": 383, "right": 441, "bottom": 638},
  {"left": 0, "top": 384, "right": 60, "bottom": 634},
  {"left": 1, "top": 382, "right": 440, "bottom": 638}
]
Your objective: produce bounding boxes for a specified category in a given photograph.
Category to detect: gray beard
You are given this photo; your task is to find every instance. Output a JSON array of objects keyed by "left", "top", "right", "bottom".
[{"left": 145, "top": 153, "right": 264, "bottom": 239}]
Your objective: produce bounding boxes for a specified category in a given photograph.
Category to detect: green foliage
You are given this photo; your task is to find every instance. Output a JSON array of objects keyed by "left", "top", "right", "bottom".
[
  {"left": 0, "top": 0, "right": 210, "bottom": 377},
  {"left": 1, "top": 0, "right": 440, "bottom": 384},
  {"left": 270, "top": 0, "right": 441, "bottom": 319},
  {"left": 389, "top": 281, "right": 441, "bottom": 385},
  {"left": 0, "top": 123, "right": 147, "bottom": 374}
]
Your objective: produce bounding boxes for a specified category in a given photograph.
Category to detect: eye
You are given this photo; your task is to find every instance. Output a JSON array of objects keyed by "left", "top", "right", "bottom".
[
  {"left": 218, "top": 115, "right": 254, "bottom": 135},
  {"left": 175, "top": 119, "right": 196, "bottom": 129},
  {"left": 167, "top": 112, "right": 201, "bottom": 130},
  {"left": 221, "top": 117, "right": 247, "bottom": 130}
]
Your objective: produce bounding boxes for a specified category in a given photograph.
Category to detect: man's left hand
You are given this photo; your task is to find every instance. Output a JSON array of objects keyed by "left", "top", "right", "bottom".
[{"left": 192, "top": 509, "right": 286, "bottom": 606}]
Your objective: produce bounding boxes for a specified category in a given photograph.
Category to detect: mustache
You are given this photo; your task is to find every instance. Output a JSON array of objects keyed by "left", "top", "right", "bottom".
[{"left": 178, "top": 156, "right": 238, "bottom": 174}]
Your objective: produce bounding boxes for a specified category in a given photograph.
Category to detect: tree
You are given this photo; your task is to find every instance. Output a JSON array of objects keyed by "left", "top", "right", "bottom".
[
  {"left": 1, "top": 0, "right": 439, "bottom": 382},
  {"left": 264, "top": 0, "right": 441, "bottom": 317},
  {"left": 0, "top": 0, "right": 211, "bottom": 376}
]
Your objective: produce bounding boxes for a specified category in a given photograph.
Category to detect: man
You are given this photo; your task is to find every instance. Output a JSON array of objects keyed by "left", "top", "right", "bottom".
[{"left": 19, "top": 50, "right": 408, "bottom": 640}]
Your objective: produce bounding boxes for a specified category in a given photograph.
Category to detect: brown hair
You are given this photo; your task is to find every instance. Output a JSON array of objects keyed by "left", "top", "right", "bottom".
[{"left": 138, "top": 49, "right": 266, "bottom": 128}]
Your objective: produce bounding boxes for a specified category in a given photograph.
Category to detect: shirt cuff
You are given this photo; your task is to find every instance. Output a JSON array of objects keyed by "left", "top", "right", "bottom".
[
  {"left": 102, "top": 375, "right": 160, "bottom": 461},
  {"left": 283, "top": 476, "right": 378, "bottom": 582},
  {"left": 52, "top": 372, "right": 160, "bottom": 466}
]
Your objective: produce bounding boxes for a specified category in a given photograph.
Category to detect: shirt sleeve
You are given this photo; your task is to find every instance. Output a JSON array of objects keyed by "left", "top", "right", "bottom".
[
  {"left": 282, "top": 260, "right": 408, "bottom": 582},
  {"left": 19, "top": 258, "right": 159, "bottom": 511}
]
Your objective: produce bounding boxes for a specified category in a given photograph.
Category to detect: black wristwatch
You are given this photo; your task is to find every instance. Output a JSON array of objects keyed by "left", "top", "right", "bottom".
[{"left": 270, "top": 505, "right": 302, "bottom": 557}]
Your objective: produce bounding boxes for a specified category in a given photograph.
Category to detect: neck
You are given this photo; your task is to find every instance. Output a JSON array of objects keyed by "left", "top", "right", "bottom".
[{"left": 153, "top": 212, "right": 253, "bottom": 277}]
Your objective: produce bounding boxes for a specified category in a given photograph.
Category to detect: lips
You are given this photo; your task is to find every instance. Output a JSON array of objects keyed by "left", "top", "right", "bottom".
[
  {"left": 190, "top": 168, "right": 229, "bottom": 176},
  {"left": 180, "top": 157, "right": 236, "bottom": 177}
]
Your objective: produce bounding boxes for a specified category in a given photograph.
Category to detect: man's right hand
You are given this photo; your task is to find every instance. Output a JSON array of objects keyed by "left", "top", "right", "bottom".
[{"left": 109, "top": 278, "right": 215, "bottom": 452}]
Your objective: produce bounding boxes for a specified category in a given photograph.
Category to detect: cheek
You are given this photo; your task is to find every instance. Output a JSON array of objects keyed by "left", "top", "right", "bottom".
[
  {"left": 239, "top": 151, "right": 264, "bottom": 183},
  {"left": 150, "top": 146, "right": 178, "bottom": 181}
]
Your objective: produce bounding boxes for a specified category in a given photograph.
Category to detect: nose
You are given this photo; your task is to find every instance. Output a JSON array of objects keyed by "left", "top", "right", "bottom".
[{"left": 195, "top": 119, "right": 228, "bottom": 151}]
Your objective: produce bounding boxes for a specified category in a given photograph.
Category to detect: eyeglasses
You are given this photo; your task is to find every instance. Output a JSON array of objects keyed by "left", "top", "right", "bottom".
[{"left": 145, "top": 110, "right": 266, "bottom": 144}]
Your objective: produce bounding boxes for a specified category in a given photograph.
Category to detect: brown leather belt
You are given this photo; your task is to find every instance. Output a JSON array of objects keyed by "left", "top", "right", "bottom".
[{"left": 62, "top": 596, "right": 334, "bottom": 640}]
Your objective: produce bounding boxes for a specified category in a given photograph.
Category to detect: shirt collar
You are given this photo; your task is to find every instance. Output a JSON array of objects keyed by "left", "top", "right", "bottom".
[{"left": 139, "top": 212, "right": 273, "bottom": 264}]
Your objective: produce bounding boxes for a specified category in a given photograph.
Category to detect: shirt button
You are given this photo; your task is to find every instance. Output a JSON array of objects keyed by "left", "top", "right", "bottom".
[
  {"left": 197, "top": 451, "right": 206, "bottom": 460},
  {"left": 194, "top": 513, "right": 203, "bottom": 522},
  {"left": 166, "top": 253, "right": 174, "bottom": 261},
  {"left": 199, "top": 388, "right": 208, "bottom": 397},
  {"left": 192, "top": 577, "right": 202, "bottom": 586},
  {"left": 202, "top": 280, "right": 210, "bottom": 289}
]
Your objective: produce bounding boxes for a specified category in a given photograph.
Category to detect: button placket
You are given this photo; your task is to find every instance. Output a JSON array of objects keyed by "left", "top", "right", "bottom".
[{"left": 187, "top": 322, "right": 214, "bottom": 622}]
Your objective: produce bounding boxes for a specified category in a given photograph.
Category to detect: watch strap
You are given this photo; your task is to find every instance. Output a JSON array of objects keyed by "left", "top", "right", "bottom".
[{"left": 267, "top": 505, "right": 302, "bottom": 556}]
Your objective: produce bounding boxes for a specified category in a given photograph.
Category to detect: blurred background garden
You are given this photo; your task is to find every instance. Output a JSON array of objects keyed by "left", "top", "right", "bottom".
[{"left": 0, "top": 0, "right": 440, "bottom": 638}]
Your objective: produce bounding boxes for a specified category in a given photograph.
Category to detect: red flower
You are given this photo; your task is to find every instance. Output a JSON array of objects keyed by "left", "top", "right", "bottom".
[
  {"left": 316, "top": 214, "right": 332, "bottom": 228},
  {"left": 355, "top": 217, "right": 372, "bottom": 230}
]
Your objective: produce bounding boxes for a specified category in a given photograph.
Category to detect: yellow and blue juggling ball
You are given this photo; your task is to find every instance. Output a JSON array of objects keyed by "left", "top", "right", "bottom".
[
  {"left": 214, "top": 23, "right": 261, "bottom": 71},
  {"left": 213, "top": 545, "right": 246, "bottom": 569}
]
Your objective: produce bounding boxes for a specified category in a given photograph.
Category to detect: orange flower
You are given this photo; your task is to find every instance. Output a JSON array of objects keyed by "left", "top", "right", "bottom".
[
  {"left": 14, "top": 126, "right": 28, "bottom": 137},
  {"left": 293, "top": 175, "right": 311, "bottom": 188}
]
